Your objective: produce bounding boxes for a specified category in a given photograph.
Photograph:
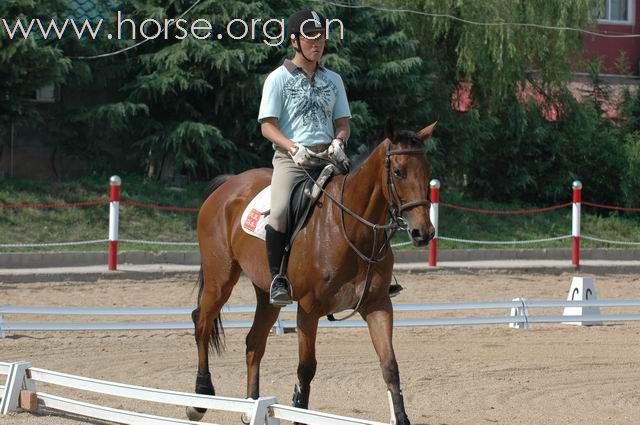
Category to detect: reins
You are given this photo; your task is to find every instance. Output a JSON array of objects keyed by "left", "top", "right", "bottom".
[{"left": 300, "top": 142, "right": 430, "bottom": 320}]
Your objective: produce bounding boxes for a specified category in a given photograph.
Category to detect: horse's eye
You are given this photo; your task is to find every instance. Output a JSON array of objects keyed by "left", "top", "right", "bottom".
[{"left": 393, "top": 169, "right": 403, "bottom": 178}]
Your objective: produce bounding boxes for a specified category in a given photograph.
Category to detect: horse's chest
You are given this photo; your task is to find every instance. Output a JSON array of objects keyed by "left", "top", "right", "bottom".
[{"left": 322, "top": 281, "right": 359, "bottom": 315}]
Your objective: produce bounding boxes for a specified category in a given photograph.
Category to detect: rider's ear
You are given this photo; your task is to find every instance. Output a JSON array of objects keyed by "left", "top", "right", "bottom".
[
  {"left": 417, "top": 121, "right": 437, "bottom": 143},
  {"left": 385, "top": 118, "right": 398, "bottom": 143}
]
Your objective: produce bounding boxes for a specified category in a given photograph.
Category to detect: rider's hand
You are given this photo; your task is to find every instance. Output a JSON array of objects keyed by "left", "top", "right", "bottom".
[
  {"left": 329, "top": 138, "right": 346, "bottom": 154},
  {"left": 329, "top": 138, "right": 350, "bottom": 171},
  {"left": 289, "top": 143, "right": 311, "bottom": 167}
]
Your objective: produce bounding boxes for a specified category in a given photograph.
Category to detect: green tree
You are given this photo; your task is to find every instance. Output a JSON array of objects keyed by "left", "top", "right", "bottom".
[
  {"left": 84, "top": 0, "right": 436, "bottom": 180},
  {"left": 376, "top": 0, "right": 612, "bottom": 201},
  {"left": 404, "top": 0, "right": 592, "bottom": 107},
  {"left": 0, "top": 0, "right": 72, "bottom": 132}
]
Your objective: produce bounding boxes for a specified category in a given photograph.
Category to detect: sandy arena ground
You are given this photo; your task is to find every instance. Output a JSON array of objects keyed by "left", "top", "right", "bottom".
[{"left": 1, "top": 270, "right": 640, "bottom": 425}]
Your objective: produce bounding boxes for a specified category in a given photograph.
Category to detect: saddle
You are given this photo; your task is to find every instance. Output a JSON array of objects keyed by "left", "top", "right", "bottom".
[{"left": 241, "top": 164, "right": 337, "bottom": 251}]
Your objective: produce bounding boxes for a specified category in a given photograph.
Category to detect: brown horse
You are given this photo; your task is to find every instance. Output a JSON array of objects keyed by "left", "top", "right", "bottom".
[{"left": 187, "top": 121, "right": 436, "bottom": 424}]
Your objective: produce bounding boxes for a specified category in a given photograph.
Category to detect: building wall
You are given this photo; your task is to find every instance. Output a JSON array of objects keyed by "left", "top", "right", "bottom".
[{"left": 582, "top": 0, "right": 640, "bottom": 75}]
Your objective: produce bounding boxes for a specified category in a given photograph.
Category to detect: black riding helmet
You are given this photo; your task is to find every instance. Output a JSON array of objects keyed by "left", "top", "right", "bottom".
[
  {"left": 287, "top": 9, "right": 327, "bottom": 63},
  {"left": 287, "top": 9, "right": 327, "bottom": 39}
]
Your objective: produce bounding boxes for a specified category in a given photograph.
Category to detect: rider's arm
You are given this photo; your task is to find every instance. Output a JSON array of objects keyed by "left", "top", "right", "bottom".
[
  {"left": 259, "top": 71, "right": 299, "bottom": 154},
  {"left": 261, "top": 118, "right": 297, "bottom": 154},
  {"left": 332, "top": 75, "right": 351, "bottom": 145},
  {"left": 334, "top": 117, "right": 350, "bottom": 145}
]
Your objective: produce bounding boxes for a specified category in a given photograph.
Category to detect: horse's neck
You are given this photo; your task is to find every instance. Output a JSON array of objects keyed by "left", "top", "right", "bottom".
[{"left": 343, "top": 143, "right": 388, "bottom": 226}]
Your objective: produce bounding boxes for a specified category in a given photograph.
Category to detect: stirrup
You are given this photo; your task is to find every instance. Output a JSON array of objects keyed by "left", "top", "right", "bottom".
[
  {"left": 270, "top": 275, "right": 292, "bottom": 306},
  {"left": 389, "top": 283, "right": 404, "bottom": 298}
]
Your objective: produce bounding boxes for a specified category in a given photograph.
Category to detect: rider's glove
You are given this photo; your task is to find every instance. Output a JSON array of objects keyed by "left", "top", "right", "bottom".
[
  {"left": 289, "top": 143, "right": 311, "bottom": 167},
  {"left": 329, "top": 138, "right": 350, "bottom": 172}
]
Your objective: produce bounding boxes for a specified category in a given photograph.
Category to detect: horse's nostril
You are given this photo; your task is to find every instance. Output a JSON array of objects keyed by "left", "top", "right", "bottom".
[{"left": 411, "top": 229, "right": 423, "bottom": 240}]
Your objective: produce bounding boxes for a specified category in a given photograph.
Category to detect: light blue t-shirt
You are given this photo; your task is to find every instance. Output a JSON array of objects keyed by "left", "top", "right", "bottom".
[{"left": 258, "top": 59, "right": 351, "bottom": 148}]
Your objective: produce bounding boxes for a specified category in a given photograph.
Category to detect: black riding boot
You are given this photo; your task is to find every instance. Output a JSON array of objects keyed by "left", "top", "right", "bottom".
[{"left": 265, "top": 224, "right": 292, "bottom": 306}]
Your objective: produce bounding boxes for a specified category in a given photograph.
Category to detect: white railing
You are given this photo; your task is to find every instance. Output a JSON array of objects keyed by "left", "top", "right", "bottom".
[
  {"left": 0, "top": 363, "right": 388, "bottom": 425},
  {"left": 0, "top": 361, "right": 7, "bottom": 405},
  {"left": 270, "top": 404, "right": 387, "bottom": 425},
  {"left": 2, "top": 300, "right": 640, "bottom": 334}
]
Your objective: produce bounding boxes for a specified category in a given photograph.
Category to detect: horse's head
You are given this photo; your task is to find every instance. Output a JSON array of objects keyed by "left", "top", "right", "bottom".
[{"left": 383, "top": 120, "right": 437, "bottom": 247}]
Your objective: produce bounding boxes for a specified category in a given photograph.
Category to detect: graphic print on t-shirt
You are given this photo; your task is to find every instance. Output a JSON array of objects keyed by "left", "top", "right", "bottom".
[{"left": 282, "top": 72, "right": 337, "bottom": 130}]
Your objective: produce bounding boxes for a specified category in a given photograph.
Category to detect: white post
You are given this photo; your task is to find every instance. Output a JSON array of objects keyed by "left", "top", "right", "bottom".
[
  {"left": 572, "top": 180, "right": 582, "bottom": 268},
  {"left": 273, "top": 318, "right": 284, "bottom": 336},
  {"left": 509, "top": 298, "right": 530, "bottom": 329},
  {"left": 1, "top": 362, "right": 32, "bottom": 414},
  {"left": 249, "top": 396, "right": 279, "bottom": 425},
  {"left": 428, "top": 179, "right": 440, "bottom": 267},
  {"left": 108, "top": 176, "right": 121, "bottom": 271}
]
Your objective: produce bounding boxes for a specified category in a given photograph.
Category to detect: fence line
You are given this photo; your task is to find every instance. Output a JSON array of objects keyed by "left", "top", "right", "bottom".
[
  {"left": 582, "top": 235, "right": 640, "bottom": 246},
  {"left": 2, "top": 300, "right": 640, "bottom": 334},
  {"left": 2, "top": 176, "right": 639, "bottom": 269},
  {"left": 0, "top": 363, "right": 387, "bottom": 425},
  {"left": 427, "top": 179, "right": 640, "bottom": 267},
  {"left": 438, "top": 234, "right": 572, "bottom": 245},
  {"left": 440, "top": 201, "right": 572, "bottom": 214}
]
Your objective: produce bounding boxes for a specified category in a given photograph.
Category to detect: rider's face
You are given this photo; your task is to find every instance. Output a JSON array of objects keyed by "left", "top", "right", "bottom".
[{"left": 296, "top": 31, "right": 325, "bottom": 61}]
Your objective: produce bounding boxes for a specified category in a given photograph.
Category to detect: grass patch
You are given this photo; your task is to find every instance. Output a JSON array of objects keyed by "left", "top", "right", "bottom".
[{"left": 1, "top": 176, "right": 639, "bottom": 253}]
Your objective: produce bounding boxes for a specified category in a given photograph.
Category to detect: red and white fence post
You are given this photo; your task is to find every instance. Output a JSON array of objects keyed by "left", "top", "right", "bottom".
[
  {"left": 108, "top": 175, "right": 121, "bottom": 271},
  {"left": 572, "top": 180, "right": 582, "bottom": 268},
  {"left": 428, "top": 179, "right": 440, "bottom": 267}
]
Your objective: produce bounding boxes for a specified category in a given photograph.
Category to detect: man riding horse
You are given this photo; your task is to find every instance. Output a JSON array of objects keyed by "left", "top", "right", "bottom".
[
  {"left": 259, "top": 9, "right": 400, "bottom": 306},
  {"left": 186, "top": 8, "right": 436, "bottom": 425}
]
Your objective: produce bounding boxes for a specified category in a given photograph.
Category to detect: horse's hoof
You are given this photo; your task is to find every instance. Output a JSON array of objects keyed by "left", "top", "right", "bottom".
[
  {"left": 186, "top": 406, "right": 206, "bottom": 421},
  {"left": 240, "top": 412, "right": 252, "bottom": 424},
  {"left": 393, "top": 412, "right": 411, "bottom": 425}
]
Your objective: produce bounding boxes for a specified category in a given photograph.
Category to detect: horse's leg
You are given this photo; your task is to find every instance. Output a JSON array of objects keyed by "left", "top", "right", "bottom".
[
  {"left": 186, "top": 262, "right": 241, "bottom": 421},
  {"left": 362, "top": 297, "right": 411, "bottom": 425},
  {"left": 246, "top": 283, "right": 281, "bottom": 399},
  {"left": 291, "top": 308, "right": 319, "bottom": 424}
]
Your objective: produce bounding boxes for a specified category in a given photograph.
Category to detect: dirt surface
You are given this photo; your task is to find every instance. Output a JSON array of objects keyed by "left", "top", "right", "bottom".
[{"left": 1, "top": 270, "right": 639, "bottom": 425}]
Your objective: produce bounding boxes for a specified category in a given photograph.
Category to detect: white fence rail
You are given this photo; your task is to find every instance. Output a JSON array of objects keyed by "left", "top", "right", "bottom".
[
  {"left": 0, "top": 362, "right": 387, "bottom": 425},
  {"left": 2, "top": 300, "right": 640, "bottom": 334},
  {"left": 0, "top": 361, "right": 7, "bottom": 405},
  {"left": 2, "top": 298, "right": 640, "bottom": 424}
]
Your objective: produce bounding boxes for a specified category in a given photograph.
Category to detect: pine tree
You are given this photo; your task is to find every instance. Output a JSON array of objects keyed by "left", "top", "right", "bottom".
[
  {"left": 0, "top": 0, "right": 73, "bottom": 129},
  {"left": 74, "top": 0, "right": 434, "bottom": 179}
]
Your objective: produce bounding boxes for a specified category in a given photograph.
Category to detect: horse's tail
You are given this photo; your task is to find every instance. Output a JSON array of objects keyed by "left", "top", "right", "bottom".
[
  {"left": 194, "top": 174, "right": 232, "bottom": 356},
  {"left": 195, "top": 267, "right": 225, "bottom": 355}
]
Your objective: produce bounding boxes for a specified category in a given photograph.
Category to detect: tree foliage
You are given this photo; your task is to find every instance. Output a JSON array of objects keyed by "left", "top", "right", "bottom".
[
  {"left": 2, "top": 0, "right": 639, "bottom": 208},
  {"left": 405, "top": 0, "right": 591, "bottom": 106},
  {"left": 0, "top": 0, "right": 73, "bottom": 127}
]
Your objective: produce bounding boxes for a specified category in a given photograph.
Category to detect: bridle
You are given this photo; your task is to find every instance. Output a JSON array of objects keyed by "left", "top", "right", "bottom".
[
  {"left": 384, "top": 145, "right": 432, "bottom": 232},
  {"left": 302, "top": 139, "right": 431, "bottom": 320}
]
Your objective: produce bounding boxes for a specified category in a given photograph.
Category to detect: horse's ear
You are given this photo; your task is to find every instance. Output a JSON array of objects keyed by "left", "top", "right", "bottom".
[
  {"left": 385, "top": 118, "right": 398, "bottom": 143},
  {"left": 417, "top": 121, "right": 437, "bottom": 142}
]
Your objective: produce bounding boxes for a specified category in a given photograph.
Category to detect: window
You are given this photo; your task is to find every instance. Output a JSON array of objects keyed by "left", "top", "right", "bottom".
[
  {"left": 30, "top": 84, "right": 58, "bottom": 103},
  {"left": 594, "top": 0, "right": 635, "bottom": 24}
]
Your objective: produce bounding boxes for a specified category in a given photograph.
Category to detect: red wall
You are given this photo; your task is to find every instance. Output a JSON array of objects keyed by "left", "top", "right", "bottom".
[{"left": 582, "top": 0, "right": 640, "bottom": 75}]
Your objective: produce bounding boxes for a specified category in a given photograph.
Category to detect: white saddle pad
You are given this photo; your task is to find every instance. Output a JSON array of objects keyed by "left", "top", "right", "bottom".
[{"left": 240, "top": 186, "right": 271, "bottom": 240}]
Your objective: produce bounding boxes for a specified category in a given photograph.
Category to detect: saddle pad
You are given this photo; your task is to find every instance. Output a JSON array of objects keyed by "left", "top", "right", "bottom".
[
  {"left": 240, "top": 165, "right": 334, "bottom": 243},
  {"left": 241, "top": 186, "right": 271, "bottom": 240}
]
